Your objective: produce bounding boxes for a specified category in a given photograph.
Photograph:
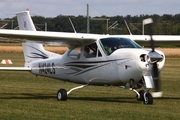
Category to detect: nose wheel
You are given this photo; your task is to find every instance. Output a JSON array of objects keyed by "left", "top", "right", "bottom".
[
  {"left": 143, "top": 92, "right": 153, "bottom": 104},
  {"left": 136, "top": 90, "right": 153, "bottom": 104}
]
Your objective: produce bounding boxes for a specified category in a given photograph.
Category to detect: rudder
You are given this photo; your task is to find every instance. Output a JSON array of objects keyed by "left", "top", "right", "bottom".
[{"left": 16, "top": 9, "right": 36, "bottom": 31}]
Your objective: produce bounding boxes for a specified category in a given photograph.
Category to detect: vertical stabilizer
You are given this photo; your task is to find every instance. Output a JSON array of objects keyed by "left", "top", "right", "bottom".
[
  {"left": 16, "top": 9, "right": 36, "bottom": 31},
  {"left": 17, "top": 9, "right": 61, "bottom": 67}
]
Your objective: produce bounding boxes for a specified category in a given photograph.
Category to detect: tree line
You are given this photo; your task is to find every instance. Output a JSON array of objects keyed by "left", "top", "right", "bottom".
[{"left": 1, "top": 13, "right": 180, "bottom": 35}]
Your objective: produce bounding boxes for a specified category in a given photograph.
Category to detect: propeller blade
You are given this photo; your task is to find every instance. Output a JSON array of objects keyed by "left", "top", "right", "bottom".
[
  {"left": 152, "top": 62, "right": 160, "bottom": 92},
  {"left": 149, "top": 24, "right": 154, "bottom": 52},
  {"left": 143, "top": 18, "right": 154, "bottom": 51},
  {"left": 144, "top": 18, "right": 163, "bottom": 97},
  {"left": 151, "top": 62, "right": 163, "bottom": 97}
]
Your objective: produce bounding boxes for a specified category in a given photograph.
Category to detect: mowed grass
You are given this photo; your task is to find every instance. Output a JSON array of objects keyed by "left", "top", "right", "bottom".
[{"left": 0, "top": 53, "right": 180, "bottom": 120}]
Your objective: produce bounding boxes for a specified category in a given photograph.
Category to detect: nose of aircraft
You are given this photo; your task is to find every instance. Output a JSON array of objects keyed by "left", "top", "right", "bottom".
[
  {"left": 137, "top": 49, "right": 165, "bottom": 75},
  {"left": 113, "top": 48, "right": 165, "bottom": 83}
]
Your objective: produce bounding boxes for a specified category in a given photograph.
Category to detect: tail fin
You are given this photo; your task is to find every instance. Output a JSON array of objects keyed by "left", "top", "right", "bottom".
[
  {"left": 16, "top": 9, "right": 36, "bottom": 31},
  {"left": 22, "top": 42, "right": 60, "bottom": 67}
]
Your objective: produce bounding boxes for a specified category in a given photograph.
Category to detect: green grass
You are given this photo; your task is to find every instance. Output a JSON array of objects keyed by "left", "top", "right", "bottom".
[{"left": 0, "top": 53, "right": 180, "bottom": 120}]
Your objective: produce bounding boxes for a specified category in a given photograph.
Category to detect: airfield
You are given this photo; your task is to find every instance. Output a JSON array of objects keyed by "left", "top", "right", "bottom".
[{"left": 0, "top": 45, "right": 180, "bottom": 119}]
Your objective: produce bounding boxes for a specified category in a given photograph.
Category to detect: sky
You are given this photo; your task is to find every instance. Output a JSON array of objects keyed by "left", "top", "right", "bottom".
[{"left": 0, "top": 0, "right": 180, "bottom": 19}]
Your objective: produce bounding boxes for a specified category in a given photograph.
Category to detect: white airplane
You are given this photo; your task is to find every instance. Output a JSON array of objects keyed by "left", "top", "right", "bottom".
[{"left": 0, "top": 10, "right": 179, "bottom": 105}]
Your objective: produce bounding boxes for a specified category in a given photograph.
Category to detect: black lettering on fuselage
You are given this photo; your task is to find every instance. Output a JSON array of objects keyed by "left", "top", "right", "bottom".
[{"left": 39, "top": 63, "right": 55, "bottom": 74}]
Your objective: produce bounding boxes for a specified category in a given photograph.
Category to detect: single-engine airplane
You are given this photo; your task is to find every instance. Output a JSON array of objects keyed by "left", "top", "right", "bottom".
[{"left": 0, "top": 10, "right": 179, "bottom": 105}]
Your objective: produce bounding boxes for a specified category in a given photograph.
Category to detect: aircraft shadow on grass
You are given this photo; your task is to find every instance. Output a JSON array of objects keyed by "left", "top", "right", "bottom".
[
  {"left": 68, "top": 96, "right": 139, "bottom": 104},
  {"left": 0, "top": 93, "right": 179, "bottom": 104},
  {"left": 0, "top": 93, "right": 55, "bottom": 100},
  {"left": 0, "top": 92, "right": 140, "bottom": 103}
]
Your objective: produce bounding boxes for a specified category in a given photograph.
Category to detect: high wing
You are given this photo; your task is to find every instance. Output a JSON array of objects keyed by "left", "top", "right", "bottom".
[
  {"left": 131, "top": 35, "right": 180, "bottom": 47},
  {"left": 111, "top": 35, "right": 180, "bottom": 47},
  {"left": 0, "top": 29, "right": 101, "bottom": 48},
  {"left": 1, "top": 29, "right": 180, "bottom": 47}
]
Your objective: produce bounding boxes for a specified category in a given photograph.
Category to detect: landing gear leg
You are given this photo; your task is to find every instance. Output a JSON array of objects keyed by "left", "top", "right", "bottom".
[
  {"left": 134, "top": 89, "right": 153, "bottom": 104},
  {"left": 143, "top": 90, "right": 153, "bottom": 104},
  {"left": 67, "top": 84, "right": 88, "bottom": 95},
  {"left": 135, "top": 90, "right": 144, "bottom": 101},
  {"left": 134, "top": 78, "right": 153, "bottom": 104},
  {"left": 57, "top": 84, "right": 88, "bottom": 101},
  {"left": 136, "top": 78, "right": 153, "bottom": 105},
  {"left": 142, "top": 77, "right": 154, "bottom": 105}
]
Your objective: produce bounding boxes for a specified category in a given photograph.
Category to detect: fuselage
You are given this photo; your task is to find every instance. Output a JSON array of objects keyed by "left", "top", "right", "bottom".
[{"left": 28, "top": 37, "right": 165, "bottom": 86}]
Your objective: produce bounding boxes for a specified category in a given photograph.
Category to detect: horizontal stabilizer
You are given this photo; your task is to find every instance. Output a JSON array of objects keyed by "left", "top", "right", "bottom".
[{"left": 0, "top": 67, "right": 31, "bottom": 71}]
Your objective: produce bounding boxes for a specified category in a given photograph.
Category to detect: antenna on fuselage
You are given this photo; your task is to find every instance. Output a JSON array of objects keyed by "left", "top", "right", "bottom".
[
  {"left": 69, "top": 17, "right": 77, "bottom": 33},
  {"left": 124, "top": 20, "right": 132, "bottom": 35}
]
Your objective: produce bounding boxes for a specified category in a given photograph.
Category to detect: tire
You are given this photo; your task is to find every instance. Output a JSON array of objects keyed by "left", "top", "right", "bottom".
[
  {"left": 136, "top": 90, "right": 145, "bottom": 101},
  {"left": 143, "top": 93, "right": 153, "bottom": 105},
  {"left": 57, "top": 89, "right": 67, "bottom": 101}
]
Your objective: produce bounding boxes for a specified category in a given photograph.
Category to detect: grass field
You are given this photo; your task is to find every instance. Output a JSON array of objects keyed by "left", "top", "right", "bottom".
[{"left": 0, "top": 53, "right": 180, "bottom": 120}]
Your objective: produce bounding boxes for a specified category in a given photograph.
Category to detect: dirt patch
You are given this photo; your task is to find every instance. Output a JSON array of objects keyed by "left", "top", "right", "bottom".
[{"left": 156, "top": 48, "right": 180, "bottom": 57}]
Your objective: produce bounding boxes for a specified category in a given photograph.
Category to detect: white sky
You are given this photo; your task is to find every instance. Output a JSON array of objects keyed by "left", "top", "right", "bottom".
[{"left": 0, "top": 0, "right": 179, "bottom": 18}]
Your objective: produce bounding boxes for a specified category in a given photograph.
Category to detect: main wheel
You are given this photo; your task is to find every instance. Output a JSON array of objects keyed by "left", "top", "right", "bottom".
[
  {"left": 57, "top": 89, "right": 67, "bottom": 101},
  {"left": 143, "top": 93, "right": 153, "bottom": 105},
  {"left": 136, "top": 90, "right": 145, "bottom": 101}
]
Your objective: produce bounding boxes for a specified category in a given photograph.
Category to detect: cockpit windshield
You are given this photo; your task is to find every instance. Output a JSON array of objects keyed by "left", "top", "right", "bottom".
[{"left": 99, "top": 37, "right": 142, "bottom": 55}]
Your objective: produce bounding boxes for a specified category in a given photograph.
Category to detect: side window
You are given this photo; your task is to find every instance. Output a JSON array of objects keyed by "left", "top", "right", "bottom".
[
  {"left": 84, "top": 43, "right": 102, "bottom": 58},
  {"left": 68, "top": 47, "right": 81, "bottom": 59}
]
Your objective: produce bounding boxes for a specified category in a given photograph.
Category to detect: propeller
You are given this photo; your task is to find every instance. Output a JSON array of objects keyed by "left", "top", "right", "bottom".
[{"left": 144, "top": 18, "right": 163, "bottom": 97}]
